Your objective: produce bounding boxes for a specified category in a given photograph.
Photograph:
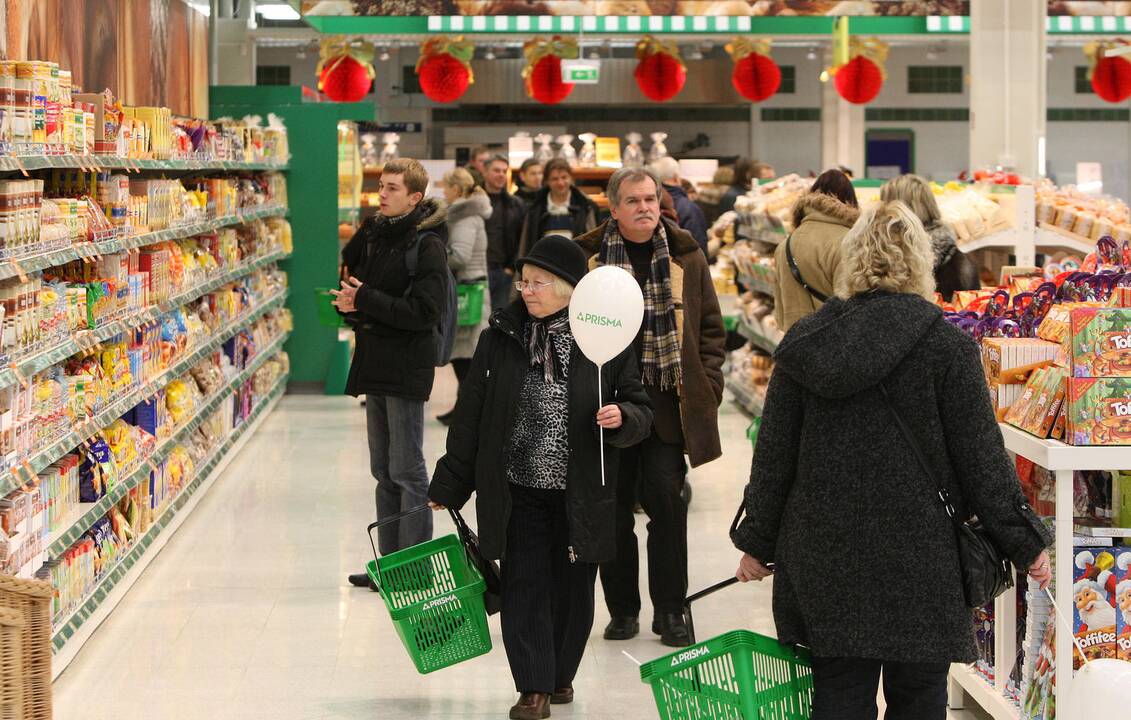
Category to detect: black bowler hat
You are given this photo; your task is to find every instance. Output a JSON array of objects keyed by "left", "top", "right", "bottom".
[{"left": 514, "top": 235, "right": 589, "bottom": 287}]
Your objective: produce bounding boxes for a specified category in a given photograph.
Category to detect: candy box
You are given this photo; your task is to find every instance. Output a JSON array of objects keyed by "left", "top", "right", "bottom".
[
  {"left": 1066, "top": 377, "right": 1131, "bottom": 445},
  {"left": 1117, "top": 547, "right": 1131, "bottom": 661},
  {"left": 1073, "top": 549, "right": 1120, "bottom": 668},
  {"left": 1069, "top": 307, "right": 1131, "bottom": 377}
]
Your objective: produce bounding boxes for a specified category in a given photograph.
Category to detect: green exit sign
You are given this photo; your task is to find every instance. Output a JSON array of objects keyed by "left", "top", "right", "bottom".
[{"left": 561, "top": 60, "right": 600, "bottom": 85}]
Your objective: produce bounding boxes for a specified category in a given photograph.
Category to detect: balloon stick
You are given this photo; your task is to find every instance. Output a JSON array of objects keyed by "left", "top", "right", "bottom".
[{"left": 598, "top": 363, "right": 605, "bottom": 487}]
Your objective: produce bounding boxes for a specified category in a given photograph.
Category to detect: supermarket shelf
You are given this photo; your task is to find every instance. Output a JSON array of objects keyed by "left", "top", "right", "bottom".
[
  {"left": 737, "top": 317, "right": 780, "bottom": 354},
  {"left": 45, "top": 299, "right": 289, "bottom": 557},
  {"left": 958, "top": 228, "right": 1029, "bottom": 254},
  {"left": 0, "top": 253, "right": 290, "bottom": 496},
  {"left": 1035, "top": 223, "right": 1095, "bottom": 256},
  {"left": 737, "top": 271, "right": 776, "bottom": 297},
  {"left": 50, "top": 372, "right": 288, "bottom": 669},
  {"left": 998, "top": 423, "right": 1131, "bottom": 471},
  {"left": 0, "top": 246, "right": 289, "bottom": 394},
  {"left": 0, "top": 155, "right": 288, "bottom": 174},
  {"left": 0, "top": 204, "right": 286, "bottom": 283},
  {"left": 727, "top": 376, "right": 764, "bottom": 417},
  {"left": 948, "top": 665, "right": 1019, "bottom": 720}
]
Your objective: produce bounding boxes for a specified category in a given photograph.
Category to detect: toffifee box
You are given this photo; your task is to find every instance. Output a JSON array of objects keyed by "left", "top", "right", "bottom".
[
  {"left": 1116, "top": 547, "right": 1131, "bottom": 661},
  {"left": 1073, "top": 549, "right": 1120, "bottom": 669},
  {"left": 1069, "top": 307, "right": 1131, "bottom": 377},
  {"left": 1066, "top": 377, "right": 1131, "bottom": 445}
]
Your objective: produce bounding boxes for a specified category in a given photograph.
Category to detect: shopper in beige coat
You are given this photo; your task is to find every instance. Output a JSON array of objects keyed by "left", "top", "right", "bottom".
[{"left": 773, "top": 169, "right": 859, "bottom": 332}]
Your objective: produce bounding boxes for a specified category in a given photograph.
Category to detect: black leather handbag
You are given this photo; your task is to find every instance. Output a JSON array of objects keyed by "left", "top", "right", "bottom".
[
  {"left": 880, "top": 385, "right": 1014, "bottom": 608},
  {"left": 449, "top": 508, "right": 503, "bottom": 616}
]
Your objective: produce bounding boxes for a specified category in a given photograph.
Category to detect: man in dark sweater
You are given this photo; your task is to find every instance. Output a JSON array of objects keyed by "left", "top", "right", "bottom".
[
  {"left": 483, "top": 154, "right": 527, "bottom": 311},
  {"left": 574, "top": 167, "right": 727, "bottom": 648},
  {"left": 333, "top": 158, "right": 449, "bottom": 590}
]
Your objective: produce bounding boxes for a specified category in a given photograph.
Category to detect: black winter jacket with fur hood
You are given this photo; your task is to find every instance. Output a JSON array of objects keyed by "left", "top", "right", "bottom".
[{"left": 341, "top": 199, "right": 449, "bottom": 401}]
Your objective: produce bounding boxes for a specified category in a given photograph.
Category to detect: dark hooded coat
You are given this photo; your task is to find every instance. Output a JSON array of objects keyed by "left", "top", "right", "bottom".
[{"left": 731, "top": 292, "right": 1051, "bottom": 662}]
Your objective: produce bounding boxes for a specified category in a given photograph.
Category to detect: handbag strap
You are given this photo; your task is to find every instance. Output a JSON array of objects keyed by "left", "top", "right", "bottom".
[
  {"left": 878, "top": 384, "right": 961, "bottom": 525},
  {"left": 786, "top": 234, "right": 830, "bottom": 304}
]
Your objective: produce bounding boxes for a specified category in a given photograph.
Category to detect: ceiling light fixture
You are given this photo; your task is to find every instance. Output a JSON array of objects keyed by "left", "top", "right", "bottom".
[{"left": 806, "top": 48, "right": 817, "bottom": 61}]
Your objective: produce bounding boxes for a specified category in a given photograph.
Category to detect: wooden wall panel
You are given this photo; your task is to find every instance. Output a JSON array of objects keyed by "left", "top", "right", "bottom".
[{"left": 1, "top": 0, "right": 206, "bottom": 117}]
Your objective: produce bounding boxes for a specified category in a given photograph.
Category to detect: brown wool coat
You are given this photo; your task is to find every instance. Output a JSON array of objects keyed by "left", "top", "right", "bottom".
[
  {"left": 575, "top": 219, "right": 726, "bottom": 467},
  {"left": 773, "top": 193, "right": 860, "bottom": 332}
]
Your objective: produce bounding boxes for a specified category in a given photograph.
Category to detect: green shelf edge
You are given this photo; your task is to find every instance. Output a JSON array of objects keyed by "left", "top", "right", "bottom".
[
  {"left": 45, "top": 297, "right": 289, "bottom": 557},
  {"left": 50, "top": 371, "right": 289, "bottom": 651},
  {"left": 0, "top": 255, "right": 291, "bottom": 496},
  {"left": 0, "top": 156, "right": 288, "bottom": 174}
]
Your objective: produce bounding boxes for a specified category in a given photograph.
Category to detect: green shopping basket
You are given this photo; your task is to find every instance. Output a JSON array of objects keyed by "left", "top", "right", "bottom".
[
  {"left": 365, "top": 505, "right": 493, "bottom": 674},
  {"left": 456, "top": 281, "right": 487, "bottom": 326},
  {"left": 314, "top": 288, "right": 345, "bottom": 328},
  {"left": 640, "top": 576, "right": 813, "bottom": 719}
]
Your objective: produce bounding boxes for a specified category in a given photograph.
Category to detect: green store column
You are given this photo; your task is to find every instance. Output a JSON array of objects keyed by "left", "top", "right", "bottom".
[{"left": 210, "top": 86, "right": 374, "bottom": 392}]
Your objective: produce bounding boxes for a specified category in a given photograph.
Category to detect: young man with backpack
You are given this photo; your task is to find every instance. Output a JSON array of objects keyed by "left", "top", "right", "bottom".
[{"left": 333, "top": 158, "right": 455, "bottom": 589}]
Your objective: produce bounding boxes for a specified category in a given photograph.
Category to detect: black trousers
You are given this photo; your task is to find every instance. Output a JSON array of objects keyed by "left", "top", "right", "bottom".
[
  {"left": 599, "top": 432, "right": 688, "bottom": 617},
  {"left": 810, "top": 657, "right": 950, "bottom": 720},
  {"left": 501, "top": 484, "right": 598, "bottom": 694}
]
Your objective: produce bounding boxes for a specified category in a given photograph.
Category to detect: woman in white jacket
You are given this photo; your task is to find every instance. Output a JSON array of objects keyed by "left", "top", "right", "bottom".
[{"left": 437, "top": 167, "right": 492, "bottom": 425}]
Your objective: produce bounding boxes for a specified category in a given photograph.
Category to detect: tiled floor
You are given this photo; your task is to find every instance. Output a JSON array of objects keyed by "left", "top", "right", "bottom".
[{"left": 52, "top": 370, "right": 989, "bottom": 719}]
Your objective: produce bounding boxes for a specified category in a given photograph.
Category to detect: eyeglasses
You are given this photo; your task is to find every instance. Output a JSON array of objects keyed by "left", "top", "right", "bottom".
[{"left": 514, "top": 280, "right": 554, "bottom": 293}]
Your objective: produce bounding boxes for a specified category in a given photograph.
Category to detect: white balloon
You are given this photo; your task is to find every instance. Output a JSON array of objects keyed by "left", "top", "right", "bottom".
[
  {"left": 1069, "top": 659, "right": 1131, "bottom": 715},
  {"left": 569, "top": 266, "right": 644, "bottom": 366}
]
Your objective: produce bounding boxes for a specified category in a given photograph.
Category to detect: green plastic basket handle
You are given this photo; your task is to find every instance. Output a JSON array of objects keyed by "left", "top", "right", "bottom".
[
  {"left": 366, "top": 504, "right": 433, "bottom": 593},
  {"left": 365, "top": 504, "right": 479, "bottom": 594},
  {"left": 683, "top": 504, "right": 776, "bottom": 644}
]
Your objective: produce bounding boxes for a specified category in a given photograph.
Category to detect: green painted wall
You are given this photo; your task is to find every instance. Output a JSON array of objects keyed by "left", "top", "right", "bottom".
[{"left": 210, "top": 86, "right": 374, "bottom": 389}]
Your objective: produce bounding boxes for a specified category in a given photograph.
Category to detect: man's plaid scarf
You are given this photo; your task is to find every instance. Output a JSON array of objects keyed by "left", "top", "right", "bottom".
[{"left": 599, "top": 219, "right": 682, "bottom": 391}]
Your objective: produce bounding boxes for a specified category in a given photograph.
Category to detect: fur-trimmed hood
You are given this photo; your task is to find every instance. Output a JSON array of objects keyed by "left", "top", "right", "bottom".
[
  {"left": 415, "top": 197, "right": 448, "bottom": 231},
  {"left": 791, "top": 192, "right": 860, "bottom": 230},
  {"left": 574, "top": 217, "right": 700, "bottom": 259},
  {"left": 447, "top": 189, "right": 492, "bottom": 224}
]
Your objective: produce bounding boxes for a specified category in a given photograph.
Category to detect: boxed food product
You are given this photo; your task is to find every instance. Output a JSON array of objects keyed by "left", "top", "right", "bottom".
[
  {"left": 1116, "top": 547, "right": 1131, "bottom": 661},
  {"left": 1069, "top": 307, "right": 1131, "bottom": 377},
  {"left": 1073, "top": 549, "right": 1120, "bottom": 668},
  {"left": 1066, "top": 377, "right": 1131, "bottom": 445},
  {"left": 981, "top": 338, "right": 1061, "bottom": 415}
]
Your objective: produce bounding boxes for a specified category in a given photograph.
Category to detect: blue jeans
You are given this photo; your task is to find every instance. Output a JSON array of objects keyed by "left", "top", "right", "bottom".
[
  {"left": 488, "top": 266, "right": 512, "bottom": 312},
  {"left": 366, "top": 394, "right": 432, "bottom": 555}
]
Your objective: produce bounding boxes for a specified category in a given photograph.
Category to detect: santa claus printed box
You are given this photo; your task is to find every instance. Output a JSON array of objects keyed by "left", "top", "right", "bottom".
[
  {"left": 1074, "top": 549, "right": 1120, "bottom": 668},
  {"left": 1117, "top": 547, "right": 1131, "bottom": 662}
]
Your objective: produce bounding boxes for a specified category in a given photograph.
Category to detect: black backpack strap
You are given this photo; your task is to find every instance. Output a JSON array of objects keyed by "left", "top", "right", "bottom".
[
  {"left": 786, "top": 234, "right": 829, "bottom": 304},
  {"left": 401, "top": 239, "right": 420, "bottom": 298}
]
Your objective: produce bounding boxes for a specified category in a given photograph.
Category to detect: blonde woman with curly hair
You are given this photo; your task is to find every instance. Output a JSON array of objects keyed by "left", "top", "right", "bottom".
[
  {"left": 880, "top": 174, "right": 980, "bottom": 301},
  {"left": 730, "top": 201, "right": 1052, "bottom": 720}
]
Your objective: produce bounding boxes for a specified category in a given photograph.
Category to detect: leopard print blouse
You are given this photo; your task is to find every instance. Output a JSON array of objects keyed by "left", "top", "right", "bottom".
[{"left": 506, "top": 324, "right": 573, "bottom": 490}]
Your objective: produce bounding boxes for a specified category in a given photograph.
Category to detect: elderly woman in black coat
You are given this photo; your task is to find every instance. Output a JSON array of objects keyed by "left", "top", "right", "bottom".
[
  {"left": 731, "top": 200, "right": 1052, "bottom": 720},
  {"left": 428, "top": 235, "right": 652, "bottom": 720}
]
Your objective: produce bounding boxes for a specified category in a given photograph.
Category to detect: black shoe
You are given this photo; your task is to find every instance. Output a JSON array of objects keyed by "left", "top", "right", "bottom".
[
  {"left": 348, "top": 572, "right": 378, "bottom": 591},
  {"left": 603, "top": 615, "right": 639, "bottom": 640},
  {"left": 654, "top": 613, "right": 692, "bottom": 647},
  {"left": 436, "top": 410, "right": 455, "bottom": 426}
]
